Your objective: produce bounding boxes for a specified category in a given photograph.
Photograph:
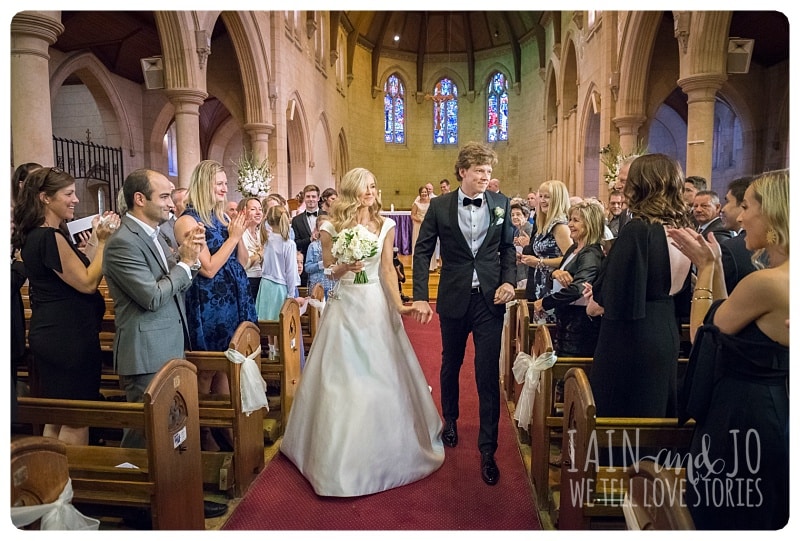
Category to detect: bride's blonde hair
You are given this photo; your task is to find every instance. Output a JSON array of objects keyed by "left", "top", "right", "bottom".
[{"left": 330, "top": 168, "right": 384, "bottom": 233}]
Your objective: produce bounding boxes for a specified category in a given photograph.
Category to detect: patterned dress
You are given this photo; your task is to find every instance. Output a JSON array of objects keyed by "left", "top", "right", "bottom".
[
  {"left": 183, "top": 205, "right": 257, "bottom": 351},
  {"left": 524, "top": 219, "right": 567, "bottom": 301}
]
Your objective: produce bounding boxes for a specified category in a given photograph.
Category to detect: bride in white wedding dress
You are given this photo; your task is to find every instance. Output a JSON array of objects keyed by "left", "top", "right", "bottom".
[{"left": 280, "top": 168, "right": 444, "bottom": 497}]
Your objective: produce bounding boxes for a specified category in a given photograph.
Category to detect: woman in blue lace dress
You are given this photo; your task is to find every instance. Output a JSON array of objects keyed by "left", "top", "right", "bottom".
[
  {"left": 519, "top": 180, "right": 572, "bottom": 321},
  {"left": 174, "top": 160, "right": 258, "bottom": 449}
]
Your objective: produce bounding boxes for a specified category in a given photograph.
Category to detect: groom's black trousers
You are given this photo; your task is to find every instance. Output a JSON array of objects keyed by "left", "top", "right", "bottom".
[{"left": 438, "top": 290, "right": 503, "bottom": 455}]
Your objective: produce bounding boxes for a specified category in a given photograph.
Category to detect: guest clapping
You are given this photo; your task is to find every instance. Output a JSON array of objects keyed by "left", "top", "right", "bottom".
[
  {"left": 667, "top": 169, "right": 788, "bottom": 530},
  {"left": 12, "top": 166, "right": 120, "bottom": 444}
]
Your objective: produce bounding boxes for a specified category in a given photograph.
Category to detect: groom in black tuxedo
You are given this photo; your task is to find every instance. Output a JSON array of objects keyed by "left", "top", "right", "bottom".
[{"left": 412, "top": 142, "right": 516, "bottom": 486}]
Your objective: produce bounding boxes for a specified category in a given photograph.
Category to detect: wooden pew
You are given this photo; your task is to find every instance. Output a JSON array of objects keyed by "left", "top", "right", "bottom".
[
  {"left": 15, "top": 359, "right": 205, "bottom": 530},
  {"left": 557, "top": 367, "right": 695, "bottom": 530},
  {"left": 501, "top": 299, "right": 521, "bottom": 402},
  {"left": 622, "top": 460, "right": 694, "bottom": 530},
  {"left": 258, "top": 298, "right": 303, "bottom": 442},
  {"left": 11, "top": 436, "right": 71, "bottom": 512},
  {"left": 301, "top": 282, "right": 325, "bottom": 350},
  {"left": 184, "top": 321, "right": 265, "bottom": 498},
  {"left": 529, "top": 353, "right": 690, "bottom": 515}
]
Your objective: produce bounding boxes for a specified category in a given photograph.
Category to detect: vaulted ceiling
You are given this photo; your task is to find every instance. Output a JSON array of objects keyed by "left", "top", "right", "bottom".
[{"left": 51, "top": 10, "right": 789, "bottom": 87}]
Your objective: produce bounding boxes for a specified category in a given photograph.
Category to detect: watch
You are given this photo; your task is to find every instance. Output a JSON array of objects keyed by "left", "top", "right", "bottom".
[{"left": 190, "top": 260, "right": 202, "bottom": 271}]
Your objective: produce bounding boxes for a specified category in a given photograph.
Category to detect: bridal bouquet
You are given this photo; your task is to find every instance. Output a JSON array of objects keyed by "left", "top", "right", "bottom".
[
  {"left": 234, "top": 151, "right": 272, "bottom": 198},
  {"left": 331, "top": 224, "right": 378, "bottom": 284}
]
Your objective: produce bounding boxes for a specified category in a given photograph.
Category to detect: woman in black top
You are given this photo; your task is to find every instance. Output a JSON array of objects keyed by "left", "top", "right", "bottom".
[{"left": 532, "top": 200, "right": 605, "bottom": 357}]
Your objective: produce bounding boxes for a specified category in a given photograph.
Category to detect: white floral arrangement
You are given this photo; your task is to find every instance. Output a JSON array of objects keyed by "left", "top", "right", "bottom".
[
  {"left": 331, "top": 224, "right": 379, "bottom": 284},
  {"left": 494, "top": 207, "right": 505, "bottom": 225},
  {"left": 234, "top": 151, "right": 272, "bottom": 199},
  {"left": 599, "top": 142, "right": 647, "bottom": 190}
]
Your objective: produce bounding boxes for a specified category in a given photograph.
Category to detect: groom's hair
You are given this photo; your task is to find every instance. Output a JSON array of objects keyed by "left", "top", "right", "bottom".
[{"left": 454, "top": 142, "right": 498, "bottom": 181}]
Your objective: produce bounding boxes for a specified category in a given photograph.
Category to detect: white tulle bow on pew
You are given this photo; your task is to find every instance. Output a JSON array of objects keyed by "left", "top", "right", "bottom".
[
  {"left": 11, "top": 478, "right": 100, "bottom": 530},
  {"left": 225, "top": 346, "right": 268, "bottom": 415},
  {"left": 306, "top": 297, "right": 326, "bottom": 314},
  {"left": 511, "top": 349, "right": 557, "bottom": 430}
]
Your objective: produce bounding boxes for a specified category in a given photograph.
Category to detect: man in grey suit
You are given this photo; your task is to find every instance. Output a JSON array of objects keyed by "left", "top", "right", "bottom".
[
  {"left": 103, "top": 169, "right": 205, "bottom": 448},
  {"left": 412, "top": 142, "right": 516, "bottom": 486}
]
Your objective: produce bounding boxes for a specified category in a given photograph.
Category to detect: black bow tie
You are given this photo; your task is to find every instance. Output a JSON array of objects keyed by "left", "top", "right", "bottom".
[
  {"left": 463, "top": 197, "right": 483, "bottom": 208},
  {"left": 306, "top": 211, "right": 318, "bottom": 217}
]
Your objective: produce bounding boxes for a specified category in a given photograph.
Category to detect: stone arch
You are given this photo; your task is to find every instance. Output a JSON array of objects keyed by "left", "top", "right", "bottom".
[
  {"left": 286, "top": 92, "right": 309, "bottom": 197},
  {"left": 616, "top": 11, "right": 662, "bottom": 120},
  {"left": 154, "top": 11, "right": 203, "bottom": 90},
  {"left": 220, "top": 11, "right": 272, "bottom": 125},
  {"left": 336, "top": 129, "right": 349, "bottom": 184},
  {"left": 580, "top": 81, "right": 602, "bottom": 198},
  {"left": 49, "top": 51, "right": 134, "bottom": 154},
  {"left": 310, "top": 112, "right": 334, "bottom": 189}
]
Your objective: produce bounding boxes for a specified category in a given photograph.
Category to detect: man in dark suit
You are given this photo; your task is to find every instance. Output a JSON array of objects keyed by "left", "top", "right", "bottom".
[
  {"left": 693, "top": 190, "right": 733, "bottom": 244},
  {"left": 103, "top": 169, "right": 228, "bottom": 519},
  {"left": 291, "top": 184, "right": 320, "bottom": 285},
  {"left": 412, "top": 142, "right": 516, "bottom": 486},
  {"left": 718, "top": 176, "right": 757, "bottom": 293}
]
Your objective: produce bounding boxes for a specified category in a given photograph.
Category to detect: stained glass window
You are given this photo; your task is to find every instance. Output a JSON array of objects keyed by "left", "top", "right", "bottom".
[
  {"left": 433, "top": 78, "right": 458, "bottom": 145},
  {"left": 383, "top": 74, "right": 405, "bottom": 144},
  {"left": 487, "top": 72, "right": 509, "bottom": 142}
]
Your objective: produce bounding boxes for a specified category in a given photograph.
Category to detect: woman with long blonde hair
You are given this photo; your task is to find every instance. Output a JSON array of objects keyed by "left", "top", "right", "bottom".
[
  {"left": 519, "top": 179, "right": 572, "bottom": 306},
  {"left": 281, "top": 167, "right": 444, "bottom": 497},
  {"left": 173, "top": 160, "right": 257, "bottom": 451},
  {"left": 668, "top": 169, "right": 788, "bottom": 529}
]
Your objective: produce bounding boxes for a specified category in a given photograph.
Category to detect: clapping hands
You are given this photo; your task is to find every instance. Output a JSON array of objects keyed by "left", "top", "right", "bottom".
[
  {"left": 178, "top": 223, "right": 206, "bottom": 265},
  {"left": 666, "top": 227, "right": 721, "bottom": 270}
]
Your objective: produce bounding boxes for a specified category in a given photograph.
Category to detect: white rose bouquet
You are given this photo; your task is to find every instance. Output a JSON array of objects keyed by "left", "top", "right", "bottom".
[{"left": 331, "top": 224, "right": 379, "bottom": 284}]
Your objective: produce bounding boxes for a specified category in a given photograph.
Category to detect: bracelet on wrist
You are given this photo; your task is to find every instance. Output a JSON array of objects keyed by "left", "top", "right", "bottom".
[
  {"left": 694, "top": 287, "right": 712, "bottom": 294},
  {"left": 691, "top": 295, "right": 714, "bottom": 302}
]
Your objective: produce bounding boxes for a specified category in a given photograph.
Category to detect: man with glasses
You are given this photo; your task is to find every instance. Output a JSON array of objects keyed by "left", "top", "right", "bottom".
[{"left": 606, "top": 190, "right": 627, "bottom": 237}]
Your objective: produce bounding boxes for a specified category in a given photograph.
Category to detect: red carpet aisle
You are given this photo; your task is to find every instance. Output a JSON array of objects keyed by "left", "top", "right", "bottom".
[{"left": 223, "top": 308, "right": 540, "bottom": 530}]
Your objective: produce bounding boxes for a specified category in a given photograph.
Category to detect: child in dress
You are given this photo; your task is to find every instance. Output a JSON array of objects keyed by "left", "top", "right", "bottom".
[{"left": 255, "top": 206, "right": 301, "bottom": 321}]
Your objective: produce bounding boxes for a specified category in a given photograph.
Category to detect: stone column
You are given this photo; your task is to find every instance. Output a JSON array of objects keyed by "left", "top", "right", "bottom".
[
  {"left": 678, "top": 74, "right": 726, "bottom": 180},
  {"left": 243, "top": 122, "right": 275, "bottom": 164},
  {"left": 165, "top": 89, "right": 208, "bottom": 188},
  {"left": 612, "top": 115, "right": 646, "bottom": 156},
  {"left": 10, "top": 12, "right": 64, "bottom": 167}
]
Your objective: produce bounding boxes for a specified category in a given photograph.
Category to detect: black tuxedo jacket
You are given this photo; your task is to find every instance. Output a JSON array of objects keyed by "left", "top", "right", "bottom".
[
  {"left": 720, "top": 232, "right": 756, "bottom": 293},
  {"left": 413, "top": 190, "right": 516, "bottom": 318},
  {"left": 291, "top": 212, "right": 314, "bottom": 255},
  {"left": 698, "top": 217, "right": 733, "bottom": 244}
]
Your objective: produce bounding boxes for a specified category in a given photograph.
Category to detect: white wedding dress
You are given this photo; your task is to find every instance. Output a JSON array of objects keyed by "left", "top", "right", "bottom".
[{"left": 280, "top": 218, "right": 445, "bottom": 497}]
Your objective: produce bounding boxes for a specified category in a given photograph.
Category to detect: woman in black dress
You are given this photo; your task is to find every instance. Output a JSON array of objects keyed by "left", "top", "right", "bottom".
[
  {"left": 532, "top": 200, "right": 605, "bottom": 357},
  {"left": 12, "top": 167, "right": 120, "bottom": 444},
  {"left": 668, "top": 169, "right": 789, "bottom": 529},
  {"left": 584, "top": 154, "right": 691, "bottom": 418}
]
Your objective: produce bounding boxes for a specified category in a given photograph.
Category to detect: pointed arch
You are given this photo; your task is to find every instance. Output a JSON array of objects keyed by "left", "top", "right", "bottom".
[
  {"left": 616, "top": 12, "right": 662, "bottom": 119},
  {"left": 49, "top": 51, "right": 135, "bottom": 155},
  {"left": 220, "top": 11, "right": 273, "bottom": 125}
]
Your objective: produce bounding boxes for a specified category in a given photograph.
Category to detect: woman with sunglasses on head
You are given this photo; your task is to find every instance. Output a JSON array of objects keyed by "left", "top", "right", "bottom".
[{"left": 12, "top": 166, "right": 120, "bottom": 444}]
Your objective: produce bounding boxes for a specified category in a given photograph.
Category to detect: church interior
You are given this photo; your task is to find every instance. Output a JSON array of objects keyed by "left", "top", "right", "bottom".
[{"left": 8, "top": 8, "right": 791, "bottom": 532}]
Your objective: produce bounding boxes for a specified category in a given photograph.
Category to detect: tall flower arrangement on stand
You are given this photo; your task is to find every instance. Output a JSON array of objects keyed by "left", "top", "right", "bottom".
[
  {"left": 599, "top": 141, "right": 647, "bottom": 191},
  {"left": 234, "top": 151, "right": 272, "bottom": 199}
]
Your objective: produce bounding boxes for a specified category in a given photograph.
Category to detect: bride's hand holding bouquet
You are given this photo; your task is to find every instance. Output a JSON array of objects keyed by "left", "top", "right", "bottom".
[{"left": 331, "top": 224, "right": 378, "bottom": 284}]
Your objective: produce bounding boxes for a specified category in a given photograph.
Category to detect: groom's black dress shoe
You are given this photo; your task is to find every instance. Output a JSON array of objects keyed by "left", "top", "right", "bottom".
[
  {"left": 442, "top": 419, "right": 458, "bottom": 447},
  {"left": 204, "top": 499, "right": 228, "bottom": 518},
  {"left": 481, "top": 452, "right": 500, "bottom": 485}
]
